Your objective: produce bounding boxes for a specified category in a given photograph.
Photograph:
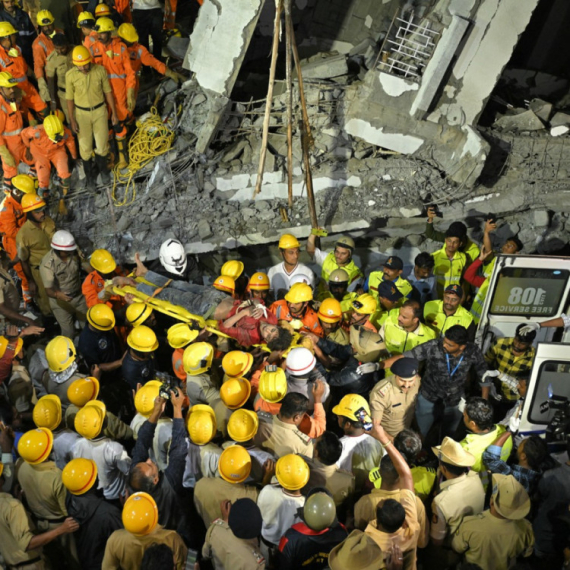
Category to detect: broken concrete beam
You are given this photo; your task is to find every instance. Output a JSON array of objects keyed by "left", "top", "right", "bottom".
[
  {"left": 300, "top": 53, "right": 348, "bottom": 80},
  {"left": 529, "top": 98, "right": 553, "bottom": 123},
  {"left": 494, "top": 109, "right": 544, "bottom": 132},
  {"left": 550, "top": 112, "right": 570, "bottom": 137}
]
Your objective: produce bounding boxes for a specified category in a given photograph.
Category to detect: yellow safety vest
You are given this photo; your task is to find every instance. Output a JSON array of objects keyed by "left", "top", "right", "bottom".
[
  {"left": 383, "top": 308, "right": 436, "bottom": 355},
  {"left": 424, "top": 300, "right": 474, "bottom": 337},
  {"left": 321, "top": 252, "right": 363, "bottom": 285},
  {"left": 368, "top": 272, "right": 412, "bottom": 303},
  {"left": 317, "top": 290, "right": 358, "bottom": 314},
  {"left": 464, "top": 239, "right": 481, "bottom": 264},
  {"left": 460, "top": 425, "right": 512, "bottom": 473},
  {"left": 470, "top": 278, "right": 490, "bottom": 324},
  {"left": 431, "top": 246, "right": 467, "bottom": 298}
]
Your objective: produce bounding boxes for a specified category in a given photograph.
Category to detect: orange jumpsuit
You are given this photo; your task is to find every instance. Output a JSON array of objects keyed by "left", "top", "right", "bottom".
[
  {"left": 89, "top": 37, "right": 135, "bottom": 138},
  {"left": 127, "top": 42, "right": 166, "bottom": 96},
  {"left": 83, "top": 30, "right": 99, "bottom": 49},
  {"left": 32, "top": 30, "right": 62, "bottom": 80},
  {"left": 0, "top": 93, "right": 30, "bottom": 180},
  {"left": 20, "top": 124, "right": 77, "bottom": 188},
  {"left": 82, "top": 269, "right": 125, "bottom": 310},
  {"left": 269, "top": 300, "right": 324, "bottom": 337},
  {"left": 164, "top": 0, "right": 178, "bottom": 29},
  {"left": 0, "top": 193, "right": 29, "bottom": 299},
  {"left": 0, "top": 45, "right": 47, "bottom": 114},
  {"left": 172, "top": 347, "right": 185, "bottom": 381},
  {"left": 115, "top": 0, "right": 132, "bottom": 23}
]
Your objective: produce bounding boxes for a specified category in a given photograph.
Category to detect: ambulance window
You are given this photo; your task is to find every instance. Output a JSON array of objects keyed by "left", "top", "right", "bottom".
[
  {"left": 528, "top": 361, "right": 570, "bottom": 425},
  {"left": 489, "top": 267, "right": 568, "bottom": 317}
]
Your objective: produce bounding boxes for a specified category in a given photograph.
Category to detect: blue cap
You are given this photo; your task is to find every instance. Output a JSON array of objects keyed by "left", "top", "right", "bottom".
[
  {"left": 391, "top": 357, "right": 419, "bottom": 379},
  {"left": 444, "top": 284, "right": 463, "bottom": 298},
  {"left": 384, "top": 256, "right": 403, "bottom": 270},
  {"left": 377, "top": 280, "right": 403, "bottom": 301}
]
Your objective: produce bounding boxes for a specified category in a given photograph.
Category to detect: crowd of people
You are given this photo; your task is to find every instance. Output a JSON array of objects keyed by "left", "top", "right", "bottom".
[{"left": 0, "top": 196, "right": 569, "bottom": 570}]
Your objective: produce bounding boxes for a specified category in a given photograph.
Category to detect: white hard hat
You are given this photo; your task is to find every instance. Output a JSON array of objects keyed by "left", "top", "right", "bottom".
[
  {"left": 286, "top": 347, "right": 316, "bottom": 377},
  {"left": 289, "top": 273, "right": 312, "bottom": 287},
  {"left": 159, "top": 239, "right": 187, "bottom": 276},
  {"left": 51, "top": 230, "right": 77, "bottom": 251}
]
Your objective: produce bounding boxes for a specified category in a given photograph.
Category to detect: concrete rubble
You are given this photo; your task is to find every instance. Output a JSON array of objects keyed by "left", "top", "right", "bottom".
[{"left": 61, "top": 0, "right": 570, "bottom": 272}]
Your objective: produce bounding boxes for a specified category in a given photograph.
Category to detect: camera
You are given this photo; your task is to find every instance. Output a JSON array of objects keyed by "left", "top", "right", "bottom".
[
  {"left": 355, "top": 406, "right": 372, "bottom": 431},
  {"left": 540, "top": 385, "right": 570, "bottom": 443},
  {"left": 156, "top": 373, "right": 177, "bottom": 400}
]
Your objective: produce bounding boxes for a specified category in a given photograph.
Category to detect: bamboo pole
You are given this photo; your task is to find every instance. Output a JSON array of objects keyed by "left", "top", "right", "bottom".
[
  {"left": 284, "top": 0, "right": 294, "bottom": 208},
  {"left": 299, "top": 119, "right": 318, "bottom": 229}
]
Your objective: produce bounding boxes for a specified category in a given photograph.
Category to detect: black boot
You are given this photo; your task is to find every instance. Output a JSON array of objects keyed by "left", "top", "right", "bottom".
[
  {"left": 83, "top": 160, "right": 96, "bottom": 192},
  {"left": 95, "top": 154, "right": 111, "bottom": 186}
]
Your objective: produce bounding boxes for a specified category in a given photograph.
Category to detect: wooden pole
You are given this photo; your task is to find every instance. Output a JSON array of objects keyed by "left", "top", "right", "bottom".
[
  {"left": 284, "top": 0, "right": 294, "bottom": 208},
  {"left": 299, "top": 119, "right": 318, "bottom": 230},
  {"left": 253, "top": 0, "right": 283, "bottom": 197}
]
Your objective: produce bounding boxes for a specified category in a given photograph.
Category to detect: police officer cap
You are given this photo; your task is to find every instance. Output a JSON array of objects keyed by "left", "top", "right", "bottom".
[
  {"left": 228, "top": 498, "right": 263, "bottom": 539},
  {"left": 384, "top": 256, "right": 403, "bottom": 270},
  {"left": 377, "top": 280, "right": 403, "bottom": 301},
  {"left": 444, "top": 284, "right": 463, "bottom": 298},
  {"left": 391, "top": 357, "right": 419, "bottom": 380}
]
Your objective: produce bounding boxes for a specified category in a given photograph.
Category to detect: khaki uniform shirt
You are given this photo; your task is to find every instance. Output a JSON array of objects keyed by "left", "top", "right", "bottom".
[
  {"left": 102, "top": 525, "right": 187, "bottom": 570},
  {"left": 326, "top": 326, "right": 349, "bottom": 345},
  {"left": 430, "top": 472, "right": 485, "bottom": 541},
  {"left": 253, "top": 413, "right": 314, "bottom": 458},
  {"left": 203, "top": 518, "right": 266, "bottom": 570},
  {"left": 17, "top": 460, "right": 67, "bottom": 521},
  {"left": 451, "top": 510, "right": 534, "bottom": 570},
  {"left": 65, "top": 64, "right": 111, "bottom": 107},
  {"left": 0, "top": 493, "right": 43, "bottom": 566},
  {"left": 43, "top": 371, "right": 86, "bottom": 410},
  {"left": 45, "top": 50, "right": 73, "bottom": 94},
  {"left": 186, "top": 372, "right": 220, "bottom": 406},
  {"left": 303, "top": 456, "right": 355, "bottom": 507},
  {"left": 39, "top": 250, "right": 82, "bottom": 297},
  {"left": 16, "top": 218, "right": 56, "bottom": 268},
  {"left": 355, "top": 487, "right": 429, "bottom": 547},
  {"left": 369, "top": 376, "right": 420, "bottom": 438},
  {"left": 194, "top": 477, "right": 259, "bottom": 528},
  {"left": 0, "top": 265, "right": 20, "bottom": 312}
]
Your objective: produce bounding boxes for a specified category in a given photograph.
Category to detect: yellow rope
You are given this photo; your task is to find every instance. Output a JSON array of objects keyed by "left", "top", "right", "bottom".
[{"left": 111, "top": 107, "right": 176, "bottom": 207}]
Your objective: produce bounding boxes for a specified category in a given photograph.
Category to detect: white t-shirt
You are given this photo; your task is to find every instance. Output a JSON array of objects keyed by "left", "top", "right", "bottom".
[
  {"left": 336, "top": 433, "right": 384, "bottom": 473},
  {"left": 132, "top": 0, "right": 162, "bottom": 10},
  {"left": 257, "top": 484, "right": 305, "bottom": 545},
  {"left": 267, "top": 262, "right": 315, "bottom": 294}
]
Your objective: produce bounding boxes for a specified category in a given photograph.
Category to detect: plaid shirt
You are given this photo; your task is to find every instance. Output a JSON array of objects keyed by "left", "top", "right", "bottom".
[
  {"left": 482, "top": 445, "right": 541, "bottom": 494},
  {"left": 404, "top": 339, "right": 488, "bottom": 406}
]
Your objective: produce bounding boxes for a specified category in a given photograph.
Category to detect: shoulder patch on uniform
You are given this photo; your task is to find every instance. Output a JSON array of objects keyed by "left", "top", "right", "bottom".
[
  {"left": 294, "top": 429, "right": 311, "bottom": 444},
  {"left": 257, "top": 411, "right": 273, "bottom": 422},
  {"left": 250, "top": 550, "right": 265, "bottom": 565}
]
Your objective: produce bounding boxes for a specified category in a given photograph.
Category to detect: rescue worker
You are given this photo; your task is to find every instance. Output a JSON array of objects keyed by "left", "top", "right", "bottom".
[
  {"left": 0, "top": 173, "right": 34, "bottom": 304},
  {"left": 270, "top": 282, "right": 324, "bottom": 337},
  {"left": 16, "top": 193, "right": 56, "bottom": 316},
  {"left": 406, "top": 252, "right": 437, "bottom": 307},
  {"left": 183, "top": 341, "right": 220, "bottom": 406},
  {"left": 0, "top": 22, "right": 47, "bottom": 116},
  {"left": 348, "top": 293, "right": 378, "bottom": 332},
  {"left": 167, "top": 322, "right": 199, "bottom": 382},
  {"left": 117, "top": 23, "right": 184, "bottom": 95},
  {"left": 373, "top": 281, "right": 404, "bottom": 328},
  {"left": 33, "top": 10, "right": 61, "bottom": 103},
  {"left": 317, "top": 298, "right": 349, "bottom": 345},
  {"left": 431, "top": 222, "right": 468, "bottom": 298},
  {"left": 424, "top": 284, "right": 475, "bottom": 339},
  {"left": 122, "top": 325, "right": 157, "bottom": 389},
  {"left": 21, "top": 114, "right": 77, "bottom": 203},
  {"left": 307, "top": 233, "right": 363, "bottom": 291},
  {"left": 131, "top": 0, "right": 164, "bottom": 62},
  {"left": 285, "top": 347, "right": 329, "bottom": 409},
  {"left": 82, "top": 248, "right": 125, "bottom": 309},
  {"left": 66, "top": 45, "right": 118, "bottom": 190},
  {"left": 0, "top": 71, "right": 31, "bottom": 185},
  {"left": 78, "top": 12, "right": 98, "bottom": 49},
  {"left": 267, "top": 233, "right": 315, "bottom": 295},
  {"left": 39, "top": 230, "right": 87, "bottom": 339},
  {"left": 46, "top": 34, "right": 74, "bottom": 122},
  {"left": 102, "top": 492, "right": 188, "bottom": 569},
  {"left": 247, "top": 271, "right": 271, "bottom": 303},
  {"left": 93, "top": 2, "right": 126, "bottom": 28},
  {"left": 318, "top": 268, "right": 358, "bottom": 314},
  {"left": 0, "top": 0, "right": 36, "bottom": 68},
  {"left": 368, "top": 357, "right": 421, "bottom": 439},
  {"left": 89, "top": 17, "right": 136, "bottom": 169},
  {"left": 366, "top": 256, "right": 412, "bottom": 302}
]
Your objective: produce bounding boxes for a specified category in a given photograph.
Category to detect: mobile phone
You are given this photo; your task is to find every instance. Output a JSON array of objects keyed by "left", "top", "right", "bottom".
[
  {"left": 186, "top": 548, "right": 198, "bottom": 569},
  {"left": 355, "top": 407, "right": 372, "bottom": 431},
  {"left": 487, "top": 214, "right": 497, "bottom": 224}
]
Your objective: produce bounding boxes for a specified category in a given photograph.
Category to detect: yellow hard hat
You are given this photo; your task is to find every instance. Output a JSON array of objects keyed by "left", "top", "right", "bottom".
[
  {"left": 221, "top": 260, "right": 244, "bottom": 279},
  {"left": 227, "top": 409, "right": 259, "bottom": 442},
  {"left": 0, "top": 22, "right": 17, "bottom": 38},
  {"left": 220, "top": 377, "right": 251, "bottom": 410},
  {"left": 67, "top": 377, "right": 100, "bottom": 407},
  {"left": 0, "top": 71, "right": 17, "bottom": 89},
  {"left": 318, "top": 298, "right": 343, "bottom": 323},
  {"left": 90, "top": 249, "right": 116, "bottom": 274},
  {"left": 77, "top": 11, "right": 95, "bottom": 28},
  {"left": 167, "top": 323, "right": 199, "bottom": 349},
  {"left": 43, "top": 114, "right": 63, "bottom": 142},
  {"left": 352, "top": 293, "right": 377, "bottom": 315},
  {"left": 276, "top": 454, "right": 310, "bottom": 491},
  {"left": 95, "top": 16, "right": 115, "bottom": 33},
  {"left": 285, "top": 282, "right": 313, "bottom": 304},
  {"left": 127, "top": 326, "right": 158, "bottom": 352},
  {"left": 213, "top": 275, "right": 235, "bottom": 294},
  {"left": 248, "top": 272, "right": 270, "bottom": 291},
  {"left": 62, "top": 458, "right": 98, "bottom": 495},
  {"left": 72, "top": 45, "right": 92, "bottom": 66},
  {"left": 17, "top": 428, "right": 53, "bottom": 465},
  {"left": 75, "top": 400, "right": 106, "bottom": 440},
  {"left": 182, "top": 342, "right": 213, "bottom": 376},
  {"left": 87, "top": 304, "right": 116, "bottom": 331},
  {"left": 11, "top": 174, "right": 36, "bottom": 195},
  {"left": 332, "top": 394, "right": 371, "bottom": 422},
  {"left": 186, "top": 404, "right": 216, "bottom": 445},
  {"left": 122, "top": 492, "right": 158, "bottom": 536},
  {"left": 218, "top": 445, "right": 251, "bottom": 483},
  {"left": 53, "top": 109, "right": 66, "bottom": 125},
  {"left": 134, "top": 380, "right": 162, "bottom": 417},
  {"left": 45, "top": 336, "right": 76, "bottom": 372},
  {"left": 279, "top": 234, "right": 300, "bottom": 250},
  {"left": 33, "top": 395, "right": 62, "bottom": 431},
  {"left": 37, "top": 10, "right": 54, "bottom": 26},
  {"left": 118, "top": 22, "right": 138, "bottom": 43},
  {"left": 21, "top": 193, "right": 46, "bottom": 213},
  {"left": 222, "top": 351, "right": 254, "bottom": 378},
  {"left": 126, "top": 302, "right": 153, "bottom": 327},
  {"left": 258, "top": 365, "right": 287, "bottom": 403},
  {"left": 94, "top": 4, "right": 112, "bottom": 17}
]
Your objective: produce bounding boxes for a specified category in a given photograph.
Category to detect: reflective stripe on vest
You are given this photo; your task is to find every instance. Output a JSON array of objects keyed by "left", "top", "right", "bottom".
[
  {"left": 108, "top": 73, "right": 126, "bottom": 79},
  {"left": 3, "top": 128, "right": 22, "bottom": 137},
  {"left": 383, "top": 310, "right": 435, "bottom": 355},
  {"left": 432, "top": 248, "right": 466, "bottom": 292},
  {"left": 470, "top": 278, "right": 490, "bottom": 324},
  {"left": 12, "top": 75, "right": 25, "bottom": 83},
  {"left": 424, "top": 300, "right": 473, "bottom": 337},
  {"left": 38, "top": 38, "right": 48, "bottom": 53},
  {"left": 321, "top": 252, "right": 361, "bottom": 284}
]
